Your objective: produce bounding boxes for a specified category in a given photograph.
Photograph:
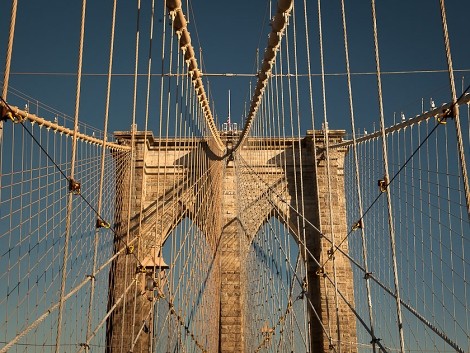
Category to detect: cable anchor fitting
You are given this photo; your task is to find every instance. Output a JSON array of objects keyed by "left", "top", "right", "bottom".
[
  {"left": 378, "top": 177, "right": 388, "bottom": 193},
  {"left": 437, "top": 108, "right": 453, "bottom": 125},
  {"left": 126, "top": 245, "right": 134, "bottom": 255},
  {"left": 69, "top": 178, "right": 81, "bottom": 195},
  {"left": 96, "top": 218, "right": 110, "bottom": 229},
  {"left": 136, "top": 265, "right": 147, "bottom": 274},
  {"left": 327, "top": 247, "right": 335, "bottom": 260},
  {"left": 1, "top": 106, "right": 23, "bottom": 123},
  {"left": 351, "top": 219, "right": 363, "bottom": 231}
]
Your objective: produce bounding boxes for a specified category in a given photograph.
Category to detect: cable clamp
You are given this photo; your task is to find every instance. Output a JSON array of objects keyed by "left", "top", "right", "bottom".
[
  {"left": 377, "top": 177, "right": 388, "bottom": 193},
  {"left": 315, "top": 267, "right": 325, "bottom": 276},
  {"left": 437, "top": 108, "right": 453, "bottom": 124},
  {"left": 1, "top": 106, "right": 23, "bottom": 123},
  {"left": 364, "top": 272, "right": 373, "bottom": 280},
  {"left": 351, "top": 219, "right": 363, "bottom": 231},
  {"left": 327, "top": 247, "right": 334, "bottom": 259},
  {"left": 136, "top": 265, "right": 147, "bottom": 274},
  {"left": 86, "top": 274, "right": 95, "bottom": 280},
  {"left": 69, "top": 178, "right": 81, "bottom": 195},
  {"left": 286, "top": 299, "right": 292, "bottom": 312},
  {"left": 370, "top": 337, "right": 381, "bottom": 344},
  {"left": 96, "top": 218, "right": 110, "bottom": 229},
  {"left": 79, "top": 343, "right": 90, "bottom": 349},
  {"left": 296, "top": 279, "right": 308, "bottom": 300},
  {"left": 126, "top": 245, "right": 134, "bottom": 254}
]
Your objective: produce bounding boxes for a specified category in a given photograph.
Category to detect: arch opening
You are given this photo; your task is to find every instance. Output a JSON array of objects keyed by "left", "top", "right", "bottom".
[
  {"left": 149, "top": 217, "right": 220, "bottom": 352},
  {"left": 243, "top": 215, "right": 309, "bottom": 352}
]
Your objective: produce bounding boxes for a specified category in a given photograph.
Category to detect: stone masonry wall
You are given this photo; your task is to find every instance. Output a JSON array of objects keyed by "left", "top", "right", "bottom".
[{"left": 107, "top": 131, "right": 356, "bottom": 353}]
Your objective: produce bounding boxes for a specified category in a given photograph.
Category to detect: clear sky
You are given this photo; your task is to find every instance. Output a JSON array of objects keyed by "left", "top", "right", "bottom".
[
  {"left": 0, "top": 0, "right": 469, "bottom": 135},
  {"left": 1, "top": 2, "right": 469, "bottom": 351}
]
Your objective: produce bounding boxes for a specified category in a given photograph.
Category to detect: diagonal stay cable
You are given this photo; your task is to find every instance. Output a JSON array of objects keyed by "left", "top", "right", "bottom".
[
  {"left": 323, "top": 83, "right": 470, "bottom": 268},
  {"left": 0, "top": 96, "right": 145, "bottom": 268},
  {"left": 236, "top": 136, "right": 468, "bottom": 353}
]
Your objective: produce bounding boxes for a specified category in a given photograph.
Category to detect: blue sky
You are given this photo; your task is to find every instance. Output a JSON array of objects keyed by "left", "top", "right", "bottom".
[
  {"left": 0, "top": 0, "right": 468, "bottom": 135},
  {"left": 1, "top": 1, "right": 469, "bottom": 351}
]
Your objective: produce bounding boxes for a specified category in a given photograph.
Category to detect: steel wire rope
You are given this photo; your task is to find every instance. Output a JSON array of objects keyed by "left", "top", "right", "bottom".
[
  {"left": 370, "top": 0, "right": 406, "bottom": 346},
  {"left": 236, "top": 155, "right": 342, "bottom": 351},
  {"left": 126, "top": 1, "right": 143, "bottom": 348},
  {"left": 315, "top": 0, "right": 343, "bottom": 348},
  {"left": 439, "top": 0, "right": 470, "bottom": 222},
  {"left": 164, "top": 24, "right": 176, "bottom": 350},
  {"left": 75, "top": 278, "right": 138, "bottom": 353},
  {"left": 278, "top": 34, "right": 296, "bottom": 353},
  {"left": 320, "top": 270, "right": 389, "bottom": 352},
  {"left": 0, "top": 249, "right": 137, "bottom": 353},
  {"left": 251, "top": 245, "right": 306, "bottom": 351},
  {"left": 0, "top": 19, "right": 152, "bottom": 353},
  {"left": 290, "top": 4, "right": 313, "bottom": 349},
  {"left": 134, "top": 0, "right": 157, "bottom": 349},
  {"left": 153, "top": 2, "right": 168, "bottom": 345},
  {"left": 6, "top": 68, "right": 470, "bottom": 78},
  {"left": 339, "top": 0, "right": 377, "bottom": 348},
  {"left": 151, "top": 47, "right": 220, "bottom": 350},
  {"left": 152, "top": 220, "right": 211, "bottom": 350},
  {"left": 283, "top": 16, "right": 312, "bottom": 351},
  {"left": 55, "top": 1, "right": 87, "bottom": 351},
  {"left": 0, "top": 0, "right": 17, "bottom": 145},
  {"left": 238, "top": 149, "right": 464, "bottom": 352},
  {"left": 323, "top": 85, "right": 470, "bottom": 269},
  {"left": 83, "top": 1, "right": 117, "bottom": 350},
  {"left": 172, "top": 32, "right": 188, "bottom": 348}
]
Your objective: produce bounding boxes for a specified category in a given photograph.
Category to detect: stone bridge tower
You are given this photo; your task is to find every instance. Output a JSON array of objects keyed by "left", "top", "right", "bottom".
[{"left": 106, "top": 130, "right": 357, "bottom": 353}]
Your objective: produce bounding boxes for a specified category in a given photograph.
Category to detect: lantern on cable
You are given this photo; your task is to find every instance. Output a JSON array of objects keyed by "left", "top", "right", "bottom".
[{"left": 140, "top": 246, "right": 169, "bottom": 298}]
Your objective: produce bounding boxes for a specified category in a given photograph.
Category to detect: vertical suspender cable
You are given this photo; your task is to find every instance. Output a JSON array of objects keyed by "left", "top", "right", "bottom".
[
  {"left": 139, "top": 0, "right": 155, "bottom": 348},
  {"left": 290, "top": 3, "right": 312, "bottom": 349},
  {"left": 84, "top": 0, "right": 117, "bottom": 351},
  {"left": 316, "top": 0, "right": 341, "bottom": 348},
  {"left": 129, "top": 0, "right": 141, "bottom": 347},
  {"left": 438, "top": 0, "right": 470, "bottom": 222},
  {"left": 0, "top": 0, "right": 18, "bottom": 143},
  {"left": 370, "top": 1, "right": 406, "bottom": 352},
  {"left": 0, "top": 0, "right": 18, "bottom": 216},
  {"left": 339, "top": 0, "right": 377, "bottom": 350},
  {"left": 55, "top": 1, "right": 87, "bottom": 353}
]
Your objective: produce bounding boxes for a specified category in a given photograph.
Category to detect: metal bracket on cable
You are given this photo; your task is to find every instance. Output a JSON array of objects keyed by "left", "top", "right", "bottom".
[
  {"left": 327, "top": 247, "right": 335, "bottom": 260},
  {"left": 370, "top": 337, "right": 382, "bottom": 344},
  {"left": 351, "top": 219, "right": 363, "bottom": 231},
  {"left": 96, "top": 218, "right": 110, "bottom": 229},
  {"left": 437, "top": 108, "right": 452, "bottom": 125},
  {"left": 1, "top": 99, "right": 24, "bottom": 123},
  {"left": 69, "top": 178, "right": 81, "bottom": 195},
  {"left": 136, "top": 265, "right": 147, "bottom": 274},
  {"left": 377, "top": 177, "right": 388, "bottom": 193}
]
